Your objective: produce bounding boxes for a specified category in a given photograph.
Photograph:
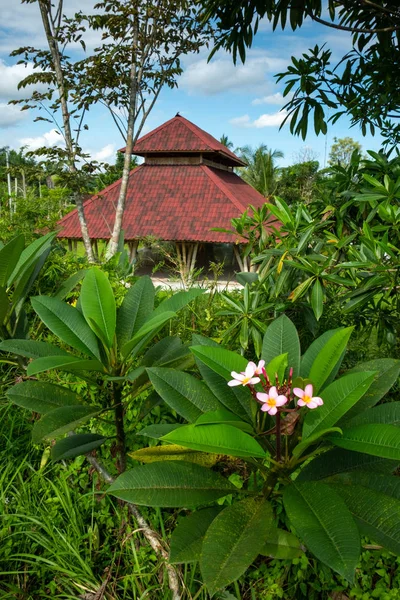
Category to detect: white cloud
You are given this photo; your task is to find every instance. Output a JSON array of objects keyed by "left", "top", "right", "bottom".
[
  {"left": 19, "top": 129, "right": 63, "bottom": 151},
  {"left": 0, "top": 103, "right": 27, "bottom": 128},
  {"left": 91, "top": 143, "right": 116, "bottom": 162},
  {"left": 230, "top": 110, "right": 289, "bottom": 128},
  {"left": 179, "top": 53, "right": 288, "bottom": 96},
  {"left": 252, "top": 92, "right": 288, "bottom": 106},
  {"left": 0, "top": 60, "right": 44, "bottom": 101}
]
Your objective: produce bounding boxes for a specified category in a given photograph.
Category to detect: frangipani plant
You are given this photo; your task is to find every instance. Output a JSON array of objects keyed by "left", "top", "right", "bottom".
[
  {"left": 108, "top": 315, "right": 400, "bottom": 596},
  {"left": 0, "top": 267, "right": 203, "bottom": 471}
]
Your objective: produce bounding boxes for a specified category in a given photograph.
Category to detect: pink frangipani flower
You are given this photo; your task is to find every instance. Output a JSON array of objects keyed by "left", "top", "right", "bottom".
[
  {"left": 256, "top": 387, "right": 288, "bottom": 415},
  {"left": 228, "top": 362, "right": 261, "bottom": 387},
  {"left": 293, "top": 384, "right": 323, "bottom": 409},
  {"left": 249, "top": 359, "right": 265, "bottom": 375}
]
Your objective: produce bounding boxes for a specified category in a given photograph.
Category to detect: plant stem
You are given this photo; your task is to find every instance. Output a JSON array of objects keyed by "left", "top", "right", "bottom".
[
  {"left": 86, "top": 456, "right": 182, "bottom": 600},
  {"left": 113, "top": 383, "right": 126, "bottom": 472},
  {"left": 276, "top": 411, "right": 282, "bottom": 462}
]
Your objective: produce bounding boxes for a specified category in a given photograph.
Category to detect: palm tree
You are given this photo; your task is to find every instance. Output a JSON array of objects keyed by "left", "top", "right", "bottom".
[
  {"left": 219, "top": 134, "right": 234, "bottom": 150},
  {"left": 237, "top": 144, "right": 284, "bottom": 198}
]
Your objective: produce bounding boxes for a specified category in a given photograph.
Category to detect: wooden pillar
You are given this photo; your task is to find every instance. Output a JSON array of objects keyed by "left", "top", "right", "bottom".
[
  {"left": 175, "top": 241, "right": 199, "bottom": 286},
  {"left": 73, "top": 240, "right": 78, "bottom": 251},
  {"left": 128, "top": 240, "right": 139, "bottom": 264},
  {"left": 68, "top": 239, "right": 72, "bottom": 252}
]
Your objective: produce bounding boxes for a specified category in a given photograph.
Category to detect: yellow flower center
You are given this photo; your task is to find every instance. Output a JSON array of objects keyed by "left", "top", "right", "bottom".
[
  {"left": 242, "top": 376, "right": 251, "bottom": 384},
  {"left": 303, "top": 395, "right": 311, "bottom": 404},
  {"left": 267, "top": 398, "right": 277, "bottom": 407}
]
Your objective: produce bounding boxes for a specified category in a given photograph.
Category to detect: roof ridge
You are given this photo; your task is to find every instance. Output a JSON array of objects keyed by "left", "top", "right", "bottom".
[
  {"left": 179, "top": 116, "right": 217, "bottom": 151},
  {"left": 200, "top": 165, "right": 248, "bottom": 213}
]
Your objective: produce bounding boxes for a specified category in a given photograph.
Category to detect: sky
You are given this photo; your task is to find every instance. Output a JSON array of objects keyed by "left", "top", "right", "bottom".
[{"left": 0, "top": 0, "right": 384, "bottom": 169}]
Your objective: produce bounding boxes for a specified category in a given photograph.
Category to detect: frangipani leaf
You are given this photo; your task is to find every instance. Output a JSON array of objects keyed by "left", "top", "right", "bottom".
[
  {"left": 51, "top": 433, "right": 106, "bottom": 461},
  {"left": 262, "top": 315, "right": 300, "bottom": 378},
  {"left": 6, "top": 381, "right": 79, "bottom": 413},
  {"left": 32, "top": 405, "right": 100, "bottom": 443},
  {"left": 80, "top": 268, "right": 116, "bottom": 348},
  {"left": 128, "top": 444, "right": 218, "bottom": 467},
  {"left": 108, "top": 461, "right": 236, "bottom": 507},
  {"left": 170, "top": 507, "right": 222, "bottom": 564}
]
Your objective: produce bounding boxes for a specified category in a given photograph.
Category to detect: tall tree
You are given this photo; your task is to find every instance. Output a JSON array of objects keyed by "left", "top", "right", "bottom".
[
  {"left": 12, "top": 0, "right": 213, "bottom": 261},
  {"left": 238, "top": 144, "right": 284, "bottom": 198},
  {"left": 75, "top": 0, "right": 213, "bottom": 259},
  {"left": 328, "top": 137, "right": 362, "bottom": 167},
  {"left": 219, "top": 134, "right": 234, "bottom": 149},
  {"left": 200, "top": 1, "right": 400, "bottom": 149}
]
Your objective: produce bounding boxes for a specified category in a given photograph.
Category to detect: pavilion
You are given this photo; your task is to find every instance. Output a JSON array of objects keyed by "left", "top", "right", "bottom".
[{"left": 57, "top": 115, "right": 279, "bottom": 275}]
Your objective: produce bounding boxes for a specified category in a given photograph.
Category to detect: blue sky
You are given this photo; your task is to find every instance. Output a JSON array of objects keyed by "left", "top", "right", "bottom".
[{"left": 0, "top": 0, "right": 383, "bottom": 168}]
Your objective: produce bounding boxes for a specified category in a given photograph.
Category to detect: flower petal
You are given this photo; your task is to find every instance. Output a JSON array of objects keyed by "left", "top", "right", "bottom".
[
  {"left": 260, "top": 404, "right": 269, "bottom": 412},
  {"left": 268, "top": 406, "right": 278, "bottom": 416},
  {"left": 245, "top": 363, "right": 256, "bottom": 378},
  {"left": 297, "top": 399, "right": 306, "bottom": 407},
  {"left": 248, "top": 377, "right": 261, "bottom": 385},
  {"left": 276, "top": 395, "right": 288, "bottom": 406},
  {"left": 293, "top": 387, "right": 304, "bottom": 398},
  {"left": 228, "top": 380, "right": 242, "bottom": 387},
  {"left": 231, "top": 371, "right": 244, "bottom": 381},
  {"left": 256, "top": 392, "right": 268, "bottom": 402},
  {"left": 314, "top": 397, "right": 324, "bottom": 406},
  {"left": 305, "top": 384, "right": 314, "bottom": 397},
  {"left": 269, "top": 386, "right": 278, "bottom": 399},
  {"left": 307, "top": 400, "right": 319, "bottom": 409}
]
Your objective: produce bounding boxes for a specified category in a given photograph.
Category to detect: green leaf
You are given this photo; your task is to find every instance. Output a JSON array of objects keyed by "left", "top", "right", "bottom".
[
  {"left": 260, "top": 528, "right": 304, "bottom": 559},
  {"left": 147, "top": 367, "right": 221, "bottom": 422},
  {"left": 0, "top": 339, "right": 70, "bottom": 359},
  {"left": 170, "top": 507, "right": 222, "bottom": 563},
  {"left": 137, "top": 424, "right": 183, "bottom": 439},
  {"left": 192, "top": 336, "right": 250, "bottom": 422},
  {"left": 262, "top": 315, "right": 300, "bottom": 378},
  {"left": 27, "top": 355, "right": 104, "bottom": 376},
  {"left": 141, "top": 336, "right": 192, "bottom": 370},
  {"left": 32, "top": 405, "right": 100, "bottom": 443},
  {"left": 162, "top": 424, "right": 266, "bottom": 459},
  {"left": 152, "top": 288, "right": 204, "bottom": 317},
  {"left": 345, "top": 402, "right": 400, "bottom": 428},
  {"left": 342, "top": 359, "right": 400, "bottom": 421},
  {"left": 51, "top": 433, "right": 106, "bottom": 461},
  {"left": 265, "top": 353, "right": 288, "bottom": 385},
  {"left": 328, "top": 424, "right": 400, "bottom": 460},
  {"left": 121, "top": 311, "right": 176, "bottom": 358},
  {"left": 283, "top": 481, "right": 360, "bottom": 582},
  {"left": 311, "top": 279, "right": 323, "bottom": 321},
  {"left": 331, "top": 484, "right": 400, "bottom": 555},
  {"left": 190, "top": 345, "right": 252, "bottom": 419},
  {"left": 31, "top": 296, "right": 101, "bottom": 360},
  {"left": 325, "top": 471, "right": 400, "bottom": 501},
  {"left": 116, "top": 275, "right": 154, "bottom": 348},
  {"left": 80, "top": 268, "right": 116, "bottom": 348},
  {"left": 53, "top": 269, "right": 87, "bottom": 300},
  {"left": 297, "top": 448, "right": 398, "bottom": 482},
  {"left": 8, "top": 231, "right": 55, "bottom": 286},
  {"left": 0, "top": 234, "right": 25, "bottom": 287},
  {"left": 308, "top": 327, "right": 354, "bottom": 393},
  {"left": 195, "top": 409, "right": 253, "bottom": 433},
  {"left": 293, "top": 427, "right": 342, "bottom": 459},
  {"left": 302, "top": 371, "right": 377, "bottom": 439},
  {"left": 200, "top": 497, "right": 274, "bottom": 596},
  {"left": 108, "top": 461, "right": 236, "bottom": 507},
  {"left": 6, "top": 381, "right": 79, "bottom": 413},
  {"left": 300, "top": 327, "right": 345, "bottom": 381},
  {"left": 129, "top": 444, "right": 218, "bottom": 466}
]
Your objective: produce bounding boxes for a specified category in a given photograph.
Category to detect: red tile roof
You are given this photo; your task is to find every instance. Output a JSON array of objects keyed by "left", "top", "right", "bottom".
[
  {"left": 57, "top": 164, "right": 279, "bottom": 243},
  {"left": 120, "top": 115, "right": 246, "bottom": 167}
]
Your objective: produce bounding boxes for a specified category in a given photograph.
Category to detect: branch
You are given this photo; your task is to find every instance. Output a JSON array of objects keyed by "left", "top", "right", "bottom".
[
  {"left": 309, "top": 13, "right": 400, "bottom": 34},
  {"left": 86, "top": 455, "right": 182, "bottom": 600}
]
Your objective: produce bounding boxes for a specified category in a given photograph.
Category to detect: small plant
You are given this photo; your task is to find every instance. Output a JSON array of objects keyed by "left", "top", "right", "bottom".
[{"left": 106, "top": 315, "right": 400, "bottom": 596}]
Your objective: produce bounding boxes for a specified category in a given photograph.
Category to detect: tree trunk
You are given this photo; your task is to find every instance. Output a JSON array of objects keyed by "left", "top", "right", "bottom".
[
  {"left": 105, "top": 20, "right": 139, "bottom": 261},
  {"left": 38, "top": 1, "right": 95, "bottom": 263}
]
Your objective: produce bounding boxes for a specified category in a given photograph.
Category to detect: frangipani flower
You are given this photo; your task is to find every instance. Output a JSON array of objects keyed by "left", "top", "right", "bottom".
[
  {"left": 293, "top": 384, "right": 323, "bottom": 409},
  {"left": 256, "top": 387, "right": 288, "bottom": 415},
  {"left": 248, "top": 359, "right": 265, "bottom": 375},
  {"left": 228, "top": 362, "right": 261, "bottom": 387}
]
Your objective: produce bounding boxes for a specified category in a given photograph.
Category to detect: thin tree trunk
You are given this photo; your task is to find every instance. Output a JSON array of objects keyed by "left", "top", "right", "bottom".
[
  {"left": 38, "top": 0, "right": 95, "bottom": 263},
  {"left": 105, "top": 19, "right": 139, "bottom": 260}
]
